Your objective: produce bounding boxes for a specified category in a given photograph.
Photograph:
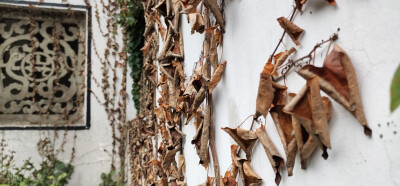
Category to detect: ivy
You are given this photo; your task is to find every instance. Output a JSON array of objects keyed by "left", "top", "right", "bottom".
[{"left": 118, "top": 0, "right": 145, "bottom": 114}]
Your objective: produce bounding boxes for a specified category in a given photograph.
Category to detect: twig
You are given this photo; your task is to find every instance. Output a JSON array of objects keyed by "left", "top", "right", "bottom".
[
  {"left": 268, "top": 6, "right": 297, "bottom": 63},
  {"left": 274, "top": 33, "right": 338, "bottom": 82}
]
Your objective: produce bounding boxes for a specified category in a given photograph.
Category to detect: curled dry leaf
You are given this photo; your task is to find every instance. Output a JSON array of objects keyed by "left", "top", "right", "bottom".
[
  {"left": 238, "top": 160, "right": 262, "bottom": 186},
  {"left": 295, "top": 0, "right": 307, "bottom": 12},
  {"left": 255, "top": 71, "right": 274, "bottom": 118},
  {"left": 230, "top": 145, "right": 239, "bottom": 178},
  {"left": 199, "top": 102, "right": 211, "bottom": 164},
  {"left": 271, "top": 47, "right": 296, "bottom": 76},
  {"left": 327, "top": 0, "right": 336, "bottom": 5},
  {"left": 255, "top": 125, "right": 284, "bottom": 185},
  {"left": 188, "top": 13, "right": 205, "bottom": 34},
  {"left": 223, "top": 171, "right": 237, "bottom": 186},
  {"left": 192, "top": 121, "right": 209, "bottom": 168},
  {"left": 283, "top": 77, "right": 331, "bottom": 160},
  {"left": 210, "top": 32, "right": 219, "bottom": 70},
  {"left": 277, "top": 17, "right": 304, "bottom": 46},
  {"left": 208, "top": 60, "right": 227, "bottom": 92},
  {"left": 270, "top": 106, "right": 297, "bottom": 176},
  {"left": 178, "top": 154, "right": 186, "bottom": 180},
  {"left": 181, "top": 0, "right": 201, "bottom": 13},
  {"left": 222, "top": 127, "right": 258, "bottom": 160},
  {"left": 203, "top": 0, "right": 225, "bottom": 32},
  {"left": 297, "top": 44, "right": 372, "bottom": 136}
]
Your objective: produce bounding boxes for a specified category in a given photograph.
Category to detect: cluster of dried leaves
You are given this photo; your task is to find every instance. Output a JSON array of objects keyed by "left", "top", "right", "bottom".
[
  {"left": 129, "top": 0, "right": 226, "bottom": 185},
  {"left": 221, "top": 1, "right": 372, "bottom": 186}
]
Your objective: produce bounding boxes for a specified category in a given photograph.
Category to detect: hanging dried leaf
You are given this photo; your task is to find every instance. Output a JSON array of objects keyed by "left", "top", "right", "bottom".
[
  {"left": 208, "top": 60, "right": 227, "bottom": 92},
  {"left": 271, "top": 47, "right": 296, "bottom": 76},
  {"left": 327, "top": 0, "right": 336, "bottom": 5},
  {"left": 199, "top": 102, "right": 211, "bottom": 164},
  {"left": 254, "top": 72, "right": 274, "bottom": 118},
  {"left": 188, "top": 13, "right": 205, "bottom": 34},
  {"left": 230, "top": 145, "right": 239, "bottom": 178},
  {"left": 210, "top": 32, "right": 219, "bottom": 70},
  {"left": 277, "top": 17, "right": 304, "bottom": 46},
  {"left": 270, "top": 106, "right": 297, "bottom": 176},
  {"left": 222, "top": 127, "right": 258, "bottom": 159},
  {"left": 191, "top": 121, "right": 209, "bottom": 168},
  {"left": 283, "top": 77, "right": 331, "bottom": 160},
  {"left": 391, "top": 64, "right": 400, "bottom": 112},
  {"left": 181, "top": 0, "right": 201, "bottom": 13},
  {"left": 203, "top": 0, "right": 225, "bottom": 32},
  {"left": 255, "top": 126, "right": 284, "bottom": 185},
  {"left": 295, "top": 0, "right": 307, "bottom": 12},
  {"left": 223, "top": 171, "right": 237, "bottom": 186},
  {"left": 297, "top": 44, "right": 372, "bottom": 136},
  {"left": 238, "top": 160, "right": 262, "bottom": 186}
]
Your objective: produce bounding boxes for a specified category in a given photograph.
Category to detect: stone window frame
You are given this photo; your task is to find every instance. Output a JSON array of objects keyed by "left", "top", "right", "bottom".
[{"left": 0, "top": 0, "right": 91, "bottom": 130}]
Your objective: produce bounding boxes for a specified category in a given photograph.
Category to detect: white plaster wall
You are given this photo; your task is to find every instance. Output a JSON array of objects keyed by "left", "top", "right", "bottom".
[
  {"left": 2, "top": 0, "right": 400, "bottom": 186},
  {"left": 1, "top": 0, "right": 135, "bottom": 185},
  {"left": 180, "top": 0, "right": 400, "bottom": 185}
]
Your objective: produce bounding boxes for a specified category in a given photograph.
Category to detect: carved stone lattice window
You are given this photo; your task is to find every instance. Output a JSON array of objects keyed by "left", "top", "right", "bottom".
[{"left": 0, "top": 3, "right": 90, "bottom": 129}]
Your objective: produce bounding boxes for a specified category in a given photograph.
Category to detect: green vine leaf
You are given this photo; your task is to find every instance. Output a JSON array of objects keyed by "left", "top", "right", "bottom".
[{"left": 391, "top": 64, "right": 400, "bottom": 112}]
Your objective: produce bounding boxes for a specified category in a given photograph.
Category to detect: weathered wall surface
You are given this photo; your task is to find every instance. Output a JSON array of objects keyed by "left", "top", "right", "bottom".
[
  {"left": 1, "top": 0, "right": 135, "bottom": 185},
  {"left": 180, "top": 0, "right": 400, "bottom": 185}
]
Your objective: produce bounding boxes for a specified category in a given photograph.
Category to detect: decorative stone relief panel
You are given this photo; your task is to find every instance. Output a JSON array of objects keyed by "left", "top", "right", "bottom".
[{"left": 0, "top": 5, "right": 89, "bottom": 128}]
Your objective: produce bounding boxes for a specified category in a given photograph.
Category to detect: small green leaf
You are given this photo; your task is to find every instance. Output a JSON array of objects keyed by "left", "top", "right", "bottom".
[{"left": 391, "top": 64, "right": 400, "bottom": 112}]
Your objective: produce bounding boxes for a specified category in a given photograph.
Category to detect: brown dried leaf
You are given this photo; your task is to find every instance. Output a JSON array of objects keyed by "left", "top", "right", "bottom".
[
  {"left": 203, "top": 0, "right": 225, "bottom": 32},
  {"left": 199, "top": 103, "right": 211, "bottom": 164},
  {"left": 277, "top": 17, "right": 304, "bottom": 46},
  {"left": 297, "top": 44, "right": 371, "bottom": 136},
  {"left": 191, "top": 121, "right": 209, "bottom": 168},
  {"left": 271, "top": 47, "right": 296, "bottom": 76},
  {"left": 295, "top": 0, "right": 307, "bottom": 12},
  {"left": 270, "top": 106, "right": 297, "bottom": 176},
  {"left": 230, "top": 145, "right": 239, "bottom": 178},
  {"left": 188, "top": 13, "right": 205, "bottom": 34},
  {"left": 283, "top": 78, "right": 331, "bottom": 160},
  {"left": 255, "top": 72, "right": 274, "bottom": 118},
  {"left": 222, "top": 127, "right": 258, "bottom": 160},
  {"left": 208, "top": 60, "right": 227, "bottom": 92},
  {"left": 181, "top": 0, "right": 201, "bottom": 13},
  {"left": 238, "top": 160, "right": 262, "bottom": 186},
  {"left": 223, "top": 171, "right": 237, "bottom": 186},
  {"left": 255, "top": 126, "right": 284, "bottom": 185}
]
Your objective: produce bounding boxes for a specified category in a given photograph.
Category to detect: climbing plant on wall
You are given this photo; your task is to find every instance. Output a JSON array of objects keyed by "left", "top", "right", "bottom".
[{"left": 118, "top": 0, "right": 145, "bottom": 114}]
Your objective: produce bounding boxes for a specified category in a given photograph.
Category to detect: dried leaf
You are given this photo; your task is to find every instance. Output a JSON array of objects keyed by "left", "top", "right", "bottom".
[
  {"left": 238, "top": 160, "right": 262, "bottom": 186},
  {"left": 178, "top": 154, "right": 185, "bottom": 176},
  {"left": 223, "top": 171, "right": 237, "bottom": 186},
  {"left": 191, "top": 121, "right": 209, "bottom": 168},
  {"left": 208, "top": 60, "right": 227, "bottom": 92},
  {"left": 271, "top": 47, "right": 296, "bottom": 76},
  {"left": 230, "top": 145, "right": 239, "bottom": 178},
  {"left": 199, "top": 102, "right": 211, "bottom": 164},
  {"left": 277, "top": 17, "right": 304, "bottom": 46},
  {"left": 181, "top": 0, "right": 201, "bottom": 13},
  {"left": 255, "top": 72, "right": 274, "bottom": 118},
  {"left": 203, "top": 0, "right": 225, "bottom": 32},
  {"left": 255, "top": 126, "right": 284, "bottom": 185},
  {"left": 188, "top": 13, "right": 205, "bottom": 34},
  {"left": 327, "top": 0, "right": 336, "bottom": 5},
  {"left": 297, "top": 44, "right": 372, "bottom": 136},
  {"left": 295, "top": 0, "right": 307, "bottom": 12},
  {"left": 270, "top": 106, "right": 297, "bottom": 176},
  {"left": 283, "top": 78, "right": 331, "bottom": 160},
  {"left": 210, "top": 33, "right": 219, "bottom": 70},
  {"left": 222, "top": 127, "right": 258, "bottom": 160}
]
